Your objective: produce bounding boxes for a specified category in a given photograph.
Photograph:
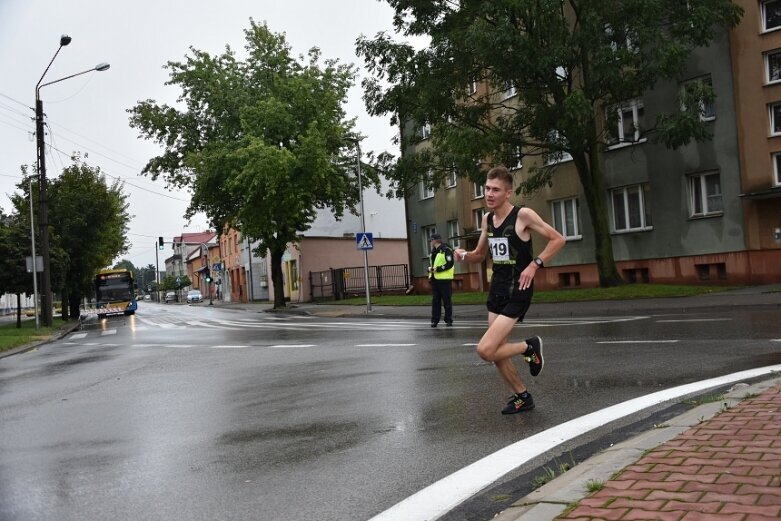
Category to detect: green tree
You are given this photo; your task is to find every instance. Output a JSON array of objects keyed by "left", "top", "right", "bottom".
[
  {"left": 47, "top": 158, "right": 130, "bottom": 318},
  {"left": 128, "top": 20, "right": 376, "bottom": 307},
  {"left": 0, "top": 209, "right": 36, "bottom": 327},
  {"left": 357, "top": 0, "right": 743, "bottom": 286},
  {"left": 8, "top": 172, "right": 68, "bottom": 322}
]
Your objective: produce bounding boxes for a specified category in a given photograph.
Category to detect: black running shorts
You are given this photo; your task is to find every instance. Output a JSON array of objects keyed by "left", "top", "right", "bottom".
[{"left": 486, "top": 292, "right": 531, "bottom": 320}]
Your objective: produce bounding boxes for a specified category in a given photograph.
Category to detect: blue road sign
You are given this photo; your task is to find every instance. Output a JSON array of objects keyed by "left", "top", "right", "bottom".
[{"left": 356, "top": 232, "right": 374, "bottom": 250}]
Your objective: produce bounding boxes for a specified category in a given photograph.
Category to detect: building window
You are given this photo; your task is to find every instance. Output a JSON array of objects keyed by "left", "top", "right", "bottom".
[
  {"left": 420, "top": 123, "right": 431, "bottom": 140},
  {"left": 467, "top": 78, "right": 478, "bottom": 96},
  {"left": 762, "top": 0, "right": 781, "bottom": 32},
  {"left": 688, "top": 172, "right": 723, "bottom": 217},
  {"left": 544, "top": 130, "right": 573, "bottom": 165},
  {"left": 502, "top": 80, "right": 517, "bottom": 100},
  {"left": 473, "top": 182, "right": 484, "bottom": 199},
  {"left": 420, "top": 171, "right": 435, "bottom": 199},
  {"left": 551, "top": 198, "right": 581, "bottom": 240},
  {"left": 604, "top": 23, "right": 638, "bottom": 53},
  {"left": 611, "top": 184, "right": 652, "bottom": 232},
  {"left": 447, "top": 220, "right": 460, "bottom": 248},
  {"left": 510, "top": 146, "right": 523, "bottom": 170},
  {"left": 773, "top": 152, "right": 781, "bottom": 186},
  {"left": 770, "top": 103, "right": 781, "bottom": 136},
  {"left": 682, "top": 75, "right": 716, "bottom": 121},
  {"left": 766, "top": 49, "right": 781, "bottom": 84},
  {"left": 607, "top": 99, "right": 645, "bottom": 146},
  {"left": 421, "top": 225, "right": 436, "bottom": 257},
  {"left": 473, "top": 207, "right": 485, "bottom": 230},
  {"left": 446, "top": 165, "right": 457, "bottom": 188}
]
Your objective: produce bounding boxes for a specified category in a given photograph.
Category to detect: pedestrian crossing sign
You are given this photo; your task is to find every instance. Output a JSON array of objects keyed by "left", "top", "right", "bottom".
[{"left": 356, "top": 232, "right": 374, "bottom": 250}]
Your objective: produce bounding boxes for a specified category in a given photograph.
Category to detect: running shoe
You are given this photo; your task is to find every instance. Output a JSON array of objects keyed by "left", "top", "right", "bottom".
[
  {"left": 501, "top": 392, "right": 535, "bottom": 414},
  {"left": 524, "top": 336, "right": 544, "bottom": 377}
]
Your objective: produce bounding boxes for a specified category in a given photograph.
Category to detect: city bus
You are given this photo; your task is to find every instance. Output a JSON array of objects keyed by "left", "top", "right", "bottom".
[{"left": 95, "top": 269, "right": 138, "bottom": 318}]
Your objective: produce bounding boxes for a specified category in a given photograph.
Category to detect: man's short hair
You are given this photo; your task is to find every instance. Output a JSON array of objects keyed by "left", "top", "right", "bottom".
[{"left": 486, "top": 166, "right": 513, "bottom": 188}]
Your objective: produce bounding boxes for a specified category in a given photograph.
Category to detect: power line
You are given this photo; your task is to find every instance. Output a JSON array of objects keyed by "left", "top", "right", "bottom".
[
  {"left": 46, "top": 142, "right": 190, "bottom": 202},
  {"left": 0, "top": 92, "right": 31, "bottom": 110}
]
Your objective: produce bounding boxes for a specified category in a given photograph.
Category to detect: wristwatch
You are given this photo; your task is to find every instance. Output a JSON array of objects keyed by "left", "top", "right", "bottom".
[{"left": 533, "top": 256, "right": 544, "bottom": 268}]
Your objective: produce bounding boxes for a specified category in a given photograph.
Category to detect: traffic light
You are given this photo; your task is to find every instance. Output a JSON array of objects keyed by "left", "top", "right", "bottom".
[
  {"left": 158, "top": 236, "right": 164, "bottom": 250},
  {"left": 205, "top": 267, "right": 212, "bottom": 284}
]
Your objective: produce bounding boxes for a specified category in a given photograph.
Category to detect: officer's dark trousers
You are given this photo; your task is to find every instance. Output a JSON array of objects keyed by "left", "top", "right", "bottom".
[{"left": 431, "top": 279, "right": 453, "bottom": 325}]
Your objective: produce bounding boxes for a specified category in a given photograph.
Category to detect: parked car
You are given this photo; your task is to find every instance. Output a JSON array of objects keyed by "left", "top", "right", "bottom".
[
  {"left": 143, "top": 294, "right": 152, "bottom": 301},
  {"left": 164, "top": 291, "right": 177, "bottom": 303},
  {"left": 186, "top": 290, "right": 203, "bottom": 304}
]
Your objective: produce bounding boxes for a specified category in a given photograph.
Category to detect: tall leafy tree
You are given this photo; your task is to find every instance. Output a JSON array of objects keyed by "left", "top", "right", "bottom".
[
  {"left": 357, "top": 0, "right": 743, "bottom": 286},
  {"left": 0, "top": 210, "right": 36, "bottom": 327},
  {"left": 46, "top": 159, "right": 130, "bottom": 319},
  {"left": 129, "top": 20, "right": 376, "bottom": 308},
  {"left": 8, "top": 173, "right": 68, "bottom": 322}
]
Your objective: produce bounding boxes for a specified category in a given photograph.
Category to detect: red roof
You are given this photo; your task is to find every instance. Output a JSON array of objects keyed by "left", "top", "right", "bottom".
[{"left": 174, "top": 231, "right": 216, "bottom": 245}]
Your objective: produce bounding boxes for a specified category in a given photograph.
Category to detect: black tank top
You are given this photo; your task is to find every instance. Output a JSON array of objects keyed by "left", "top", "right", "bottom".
[{"left": 487, "top": 206, "right": 534, "bottom": 297}]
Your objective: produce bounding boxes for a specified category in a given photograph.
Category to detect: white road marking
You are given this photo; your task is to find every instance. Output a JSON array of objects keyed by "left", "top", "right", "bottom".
[
  {"left": 211, "top": 345, "right": 246, "bottom": 349},
  {"left": 100, "top": 330, "right": 117, "bottom": 336},
  {"left": 70, "top": 333, "right": 87, "bottom": 340},
  {"left": 656, "top": 318, "right": 731, "bottom": 323},
  {"left": 462, "top": 343, "right": 479, "bottom": 346},
  {"left": 597, "top": 340, "right": 679, "bottom": 344},
  {"left": 267, "top": 344, "right": 316, "bottom": 349},
  {"left": 356, "top": 343, "right": 417, "bottom": 347},
  {"left": 771, "top": 339, "right": 781, "bottom": 342},
  {"left": 368, "top": 363, "right": 781, "bottom": 521},
  {"left": 186, "top": 320, "right": 228, "bottom": 329}
]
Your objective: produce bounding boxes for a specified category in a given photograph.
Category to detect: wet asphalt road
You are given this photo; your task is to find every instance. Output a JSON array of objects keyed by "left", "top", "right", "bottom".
[{"left": 0, "top": 302, "right": 779, "bottom": 521}]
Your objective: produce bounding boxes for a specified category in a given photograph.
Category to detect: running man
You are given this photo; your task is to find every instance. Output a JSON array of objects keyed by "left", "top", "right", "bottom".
[{"left": 454, "top": 166, "right": 565, "bottom": 414}]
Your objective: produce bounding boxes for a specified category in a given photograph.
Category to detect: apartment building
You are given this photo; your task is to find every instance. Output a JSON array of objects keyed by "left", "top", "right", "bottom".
[{"left": 404, "top": 8, "right": 781, "bottom": 291}]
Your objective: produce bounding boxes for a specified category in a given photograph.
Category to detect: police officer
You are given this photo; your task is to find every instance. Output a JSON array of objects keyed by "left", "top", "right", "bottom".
[{"left": 428, "top": 233, "right": 455, "bottom": 327}]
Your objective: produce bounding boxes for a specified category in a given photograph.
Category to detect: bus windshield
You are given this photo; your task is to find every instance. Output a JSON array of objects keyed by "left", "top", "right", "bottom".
[{"left": 96, "top": 271, "right": 134, "bottom": 303}]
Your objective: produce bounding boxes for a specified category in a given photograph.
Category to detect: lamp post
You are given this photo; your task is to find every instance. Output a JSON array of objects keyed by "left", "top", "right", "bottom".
[
  {"left": 353, "top": 140, "right": 372, "bottom": 314},
  {"left": 35, "top": 35, "right": 109, "bottom": 326}
]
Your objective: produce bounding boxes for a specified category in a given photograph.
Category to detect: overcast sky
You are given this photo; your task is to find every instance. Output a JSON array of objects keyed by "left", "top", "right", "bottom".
[{"left": 0, "top": 0, "right": 404, "bottom": 270}]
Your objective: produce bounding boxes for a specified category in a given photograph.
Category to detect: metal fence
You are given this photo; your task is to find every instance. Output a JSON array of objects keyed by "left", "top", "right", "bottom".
[{"left": 310, "top": 264, "right": 409, "bottom": 300}]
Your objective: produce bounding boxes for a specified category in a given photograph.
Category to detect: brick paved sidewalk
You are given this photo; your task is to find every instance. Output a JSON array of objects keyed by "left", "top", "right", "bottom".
[{"left": 558, "top": 386, "right": 781, "bottom": 521}]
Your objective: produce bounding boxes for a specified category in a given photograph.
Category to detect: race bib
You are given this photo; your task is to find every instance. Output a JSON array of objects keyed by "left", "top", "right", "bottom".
[{"left": 488, "top": 237, "right": 510, "bottom": 262}]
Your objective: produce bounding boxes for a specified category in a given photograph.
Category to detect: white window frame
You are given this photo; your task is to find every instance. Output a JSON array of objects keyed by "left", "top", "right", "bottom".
[
  {"left": 551, "top": 197, "right": 582, "bottom": 240},
  {"left": 502, "top": 80, "right": 517, "bottom": 100},
  {"left": 473, "top": 208, "right": 485, "bottom": 230},
  {"left": 765, "top": 49, "right": 781, "bottom": 85},
  {"left": 610, "top": 184, "right": 652, "bottom": 233},
  {"left": 682, "top": 75, "right": 716, "bottom": 122},
  {"left": 688, "top": 172, "right": 723, "bottom": 218},
  {"left": 447, "top": 219, "right": 460, "bottom": 248},
  {"left": 446, "top": 165, "right": 457, "bottom": 188},
  {"left": 467, "top": 79, "right": 478, "bottom": 96},
  {"left": 606, "top": 99, "right": 646, "bottom": 148},
  {"left": 544, "top": 131, "right": 573, "bottom": 165},
  {"left": 510, "top": 146, "right": 523, "bottom": 170},
  {"left": 605, "top": 23, "right": 638, "bottom": 53},
  {"left": 420, "top": 171, "right": 435, "bottom": 199},
  {"left": 473, "top": 182, "right": 485, "bottom": 199},
  {"left": 770, "top": 103, "right": 781, "bottom": 136},
  {"left": 762, "top": 0, "right": 781, "bottom": 32},
  {"left": 421, "top": 225, "right": 436, "bottom": 258},
  {"left": 773, "top": 152, "right": 781, "bottom": 186},
  {"left": 420, "top": 123, "right": 431, "bottom": 140}
]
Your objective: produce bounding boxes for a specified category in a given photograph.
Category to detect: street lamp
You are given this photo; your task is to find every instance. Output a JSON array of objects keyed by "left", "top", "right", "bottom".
[{"left": 35, "top": 35, "right": 109, "bottom": 326}]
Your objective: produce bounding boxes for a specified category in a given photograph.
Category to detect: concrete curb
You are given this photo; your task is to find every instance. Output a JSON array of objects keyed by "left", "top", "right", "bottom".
[{"left": 493, "top": 376, "right": 781, "bottom": 521}]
